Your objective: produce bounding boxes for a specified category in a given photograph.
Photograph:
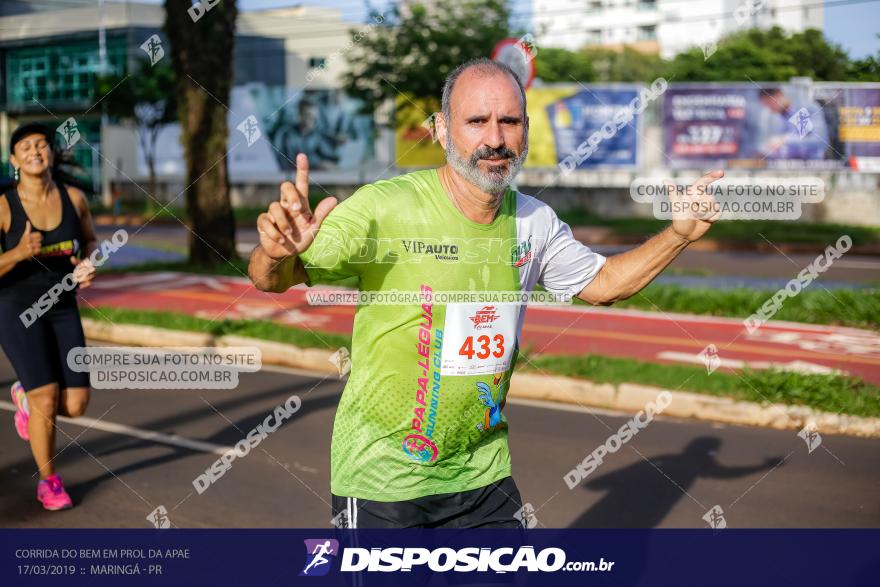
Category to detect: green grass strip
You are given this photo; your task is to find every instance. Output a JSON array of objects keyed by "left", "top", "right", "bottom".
[
  {"left": 80, "top": 306, "right": 879, "bottom": 418},
  {"left": 81, "top": 306, "right": 351, "bottom": 351},
  {"left": 523, "top": 353, "right": 880, "bottom": 419},
  {"left": 612, "top": 284, "right": 880, "bottom": 330}
]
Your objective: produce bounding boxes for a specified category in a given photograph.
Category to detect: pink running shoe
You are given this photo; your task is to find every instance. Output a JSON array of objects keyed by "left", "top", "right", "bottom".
[
  {"left": 37, "top": 474, "right": 73, "bottom": 511},
  {"left": 10, "top": 381, "right": 29, "bottom": 441}
]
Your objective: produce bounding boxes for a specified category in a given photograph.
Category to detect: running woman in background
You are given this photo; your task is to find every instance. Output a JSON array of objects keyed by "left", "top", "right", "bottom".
[
  {"left": 0, "top": 123, "right": 99, "bottom": 510},
  {"left": 249, "top": 59, "right": 722, "bottom": 528}
]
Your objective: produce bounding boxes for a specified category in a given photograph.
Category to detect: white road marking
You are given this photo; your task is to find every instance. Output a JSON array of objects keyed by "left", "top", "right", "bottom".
[
  {"left": 0, "top": 400, "right": 233, "bottom": 456},
  {"left": 831, "top": 259, "right": 880, "bottom": 270},
  {"left": 527, "top": 304, "right": 876, "bottom": 334},
  {"left": 0, "top": 360, "right": 340, "bottom": 456},
  {"left": 656, "top": 351, "right": 842, "bottom": 375}
]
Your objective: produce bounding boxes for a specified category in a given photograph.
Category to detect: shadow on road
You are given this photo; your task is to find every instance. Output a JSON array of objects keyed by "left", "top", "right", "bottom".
[
  {"left": 568, "top": 437, "right": 781, "bottom": 528},
  {"left": 565, "top": 436, "right": 782, "bottom": 585},
  {"left": 0, "top": 377, "right": 341, "bottom": 524}
]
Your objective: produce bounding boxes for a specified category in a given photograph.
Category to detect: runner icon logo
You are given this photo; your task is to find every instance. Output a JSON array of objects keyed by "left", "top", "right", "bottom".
[
  {"left": 514, "top": 502, "right": 539, "bottom": 529},
  {"left": 330, "top": 510, "right": 349, "bottom": 529},
  {"left": 300, "top": 539, "right": 339, "bottom": 577},
  {"left": 702, "top": 505, "right": 727, "bottom": 530},
  {"left": 697, "top": 344, "right": 721, "bottom": 374},
  {"left": 798, "top": 425, "right": 822, "bottom": 453},
  {"left": 146, "top": 505, "right": 171, "bottom": 529}
]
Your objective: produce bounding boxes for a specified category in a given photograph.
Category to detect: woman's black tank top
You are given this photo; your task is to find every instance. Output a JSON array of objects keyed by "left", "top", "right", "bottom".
[{"left": 0, "top": 183, "right": 83, "bottom": 304}]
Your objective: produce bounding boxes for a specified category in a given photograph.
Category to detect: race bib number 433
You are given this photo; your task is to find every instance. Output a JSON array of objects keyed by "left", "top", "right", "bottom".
[{"left": 440, "top": 304, "right": 518, "bottom": 376}]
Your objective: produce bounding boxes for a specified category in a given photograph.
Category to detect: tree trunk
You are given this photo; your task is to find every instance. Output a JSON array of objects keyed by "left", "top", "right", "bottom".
[
  {"left": 164, "top": 0, "right": 238, "bottom": 267},
  {"left": 147, "top": 126, "right": 159, "bottom": 211},
  {"left": 148, "top": 160, "right": 157, "bottom": 212}
]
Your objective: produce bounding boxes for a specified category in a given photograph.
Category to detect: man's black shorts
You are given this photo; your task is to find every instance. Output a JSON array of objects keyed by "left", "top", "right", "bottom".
[{"left": 331, "top": 476, "right": 526, "bottom": 529}]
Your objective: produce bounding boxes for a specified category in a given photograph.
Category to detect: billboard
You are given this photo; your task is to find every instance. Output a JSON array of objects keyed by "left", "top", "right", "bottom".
[
  {"left": 395, "top": 85, "right": 642, "bottom": 169},
  {"left": 662, "top": 83, "right": 880, "bottom": 170},
  {"left": 141, "top": 85, "right": 374, "bottom": 177}
]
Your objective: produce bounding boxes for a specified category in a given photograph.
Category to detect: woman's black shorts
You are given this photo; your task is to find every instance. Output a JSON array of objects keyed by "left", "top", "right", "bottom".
[{"left": 0, "top": 295, "right": 90, "bottom": 391}]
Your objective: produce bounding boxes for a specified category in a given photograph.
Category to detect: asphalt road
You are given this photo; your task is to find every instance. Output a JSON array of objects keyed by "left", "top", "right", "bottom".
[{"left": 1, "top": 348, "right": 877, "bottom": 529}]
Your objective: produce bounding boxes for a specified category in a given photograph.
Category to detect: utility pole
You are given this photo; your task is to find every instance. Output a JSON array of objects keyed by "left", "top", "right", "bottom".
[{"left": 98, "top": 0, "right": 112, "bottom": 206}]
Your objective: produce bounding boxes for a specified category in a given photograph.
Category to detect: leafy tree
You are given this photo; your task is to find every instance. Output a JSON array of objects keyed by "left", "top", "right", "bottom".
[
  {"left": 668, "top": 27, "right": 851, "bottom": 82},
  {"left": 784, "top": 28, "right": 852, "bottom": 80},
  {"left": 846, "top": 35, "right": 880, "bottom": 81},
  {"left": 847, "top": 54, "right": 880, "bottom": 81},
  {"left": 581, "top": 46, "right": 667, "bottom": 83},
  {"left": 96, "top": 58, "right": 176, "bottom": 204},
  {"left": 164, "top": 0, "right": 238, "bottom": 267},
  {"left": 343, "top": 0, "right": 514, "bottom": 121},
  {"left": 535, "top": 47, "right": 595, "bottom": 84}
]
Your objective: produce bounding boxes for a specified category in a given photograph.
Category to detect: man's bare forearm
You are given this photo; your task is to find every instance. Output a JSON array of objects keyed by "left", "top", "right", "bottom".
[
  {"left": 579, "top": 226, "right": 689, "bottom": 305},
  {"left": 248, "top": 245, "right": 307, "bottom": 292}
]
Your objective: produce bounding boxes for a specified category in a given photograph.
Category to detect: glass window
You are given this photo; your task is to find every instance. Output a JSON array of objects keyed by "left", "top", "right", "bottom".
[{"left": 6, "top": 37, "right": 127, "bottom": 108}]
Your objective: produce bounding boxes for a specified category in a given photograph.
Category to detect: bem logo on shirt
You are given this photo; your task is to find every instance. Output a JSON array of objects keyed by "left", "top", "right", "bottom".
[{"left": 469, "top": 306, "right": 500, "bottom": 328}]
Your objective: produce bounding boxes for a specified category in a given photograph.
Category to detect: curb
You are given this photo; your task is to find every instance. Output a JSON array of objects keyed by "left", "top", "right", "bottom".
[
  {"left": 510, "top": 373, "right": 880, "bottom": 439},
  {"left": 81, "top": 319, "right": 880, "bottom": 439},
  {"left": 81, "top": 318, "right": 339, "bottom": 376}
]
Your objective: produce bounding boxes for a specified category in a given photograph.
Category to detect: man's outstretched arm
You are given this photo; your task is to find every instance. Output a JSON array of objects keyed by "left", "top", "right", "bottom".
[
  {"left": 248, "top": 153, "right": 337, "bottom": 293},
  {"left": 578, "top": 170, "right": 723, "bottom": 306}
]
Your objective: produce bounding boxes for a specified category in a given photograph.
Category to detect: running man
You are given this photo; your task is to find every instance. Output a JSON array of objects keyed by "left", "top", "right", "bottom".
[
  {"left": 0, "top": 123, "right": 99, "bottom": 510},
  {"left": 248, "top": 59, "right": 721, "bottom": 528},
  {"left": 302, "top": 540, "right": 335, "bottom": 575}
]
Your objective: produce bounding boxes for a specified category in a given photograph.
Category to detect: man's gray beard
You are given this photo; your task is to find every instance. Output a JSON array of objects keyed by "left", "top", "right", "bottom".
[{"left": 445, "top": 134, "right": 529, "bottom": 196}]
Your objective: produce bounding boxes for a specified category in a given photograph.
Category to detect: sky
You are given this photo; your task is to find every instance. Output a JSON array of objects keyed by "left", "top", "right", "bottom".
[
  {"left": 127, "top": 0, "right": 878, "bottom": 58},
  {"left": 824, "top": 1, "right": 879, "bottom": 58}
]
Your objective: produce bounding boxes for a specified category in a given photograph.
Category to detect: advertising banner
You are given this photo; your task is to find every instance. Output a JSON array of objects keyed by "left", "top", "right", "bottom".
[
  {"left": 141, "top": 85, "right": 374, "bottom": 177},
  {"left": 662, "top": 83, "right": 880, "bottom": 170},
  {"left": 395, "top": 85, "right": 642, "bottom": 169}
]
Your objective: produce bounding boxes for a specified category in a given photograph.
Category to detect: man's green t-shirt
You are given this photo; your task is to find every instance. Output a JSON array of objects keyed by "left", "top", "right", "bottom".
[{"left": 300, "top": 169, "right": 606, "bottom": 502}]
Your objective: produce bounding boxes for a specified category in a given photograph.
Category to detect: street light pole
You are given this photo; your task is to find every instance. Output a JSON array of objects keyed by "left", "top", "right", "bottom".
[{"left": 98, "top": 0, "right": 112, "bottom": 206}]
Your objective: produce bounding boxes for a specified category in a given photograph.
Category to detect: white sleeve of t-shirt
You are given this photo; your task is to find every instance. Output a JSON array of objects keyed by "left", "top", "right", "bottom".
[{"left": 515, "top": 193, "right": 606, "bottom": 298}]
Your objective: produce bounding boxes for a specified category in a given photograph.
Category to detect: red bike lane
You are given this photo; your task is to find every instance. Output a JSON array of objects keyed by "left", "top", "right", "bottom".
[{"left": 80, "top": 272, "right": 880, "bottom": 384}]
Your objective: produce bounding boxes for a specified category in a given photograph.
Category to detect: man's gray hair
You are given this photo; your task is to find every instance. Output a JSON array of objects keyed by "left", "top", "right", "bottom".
[{"left": 440, "top": 58, "right": 527, "bottom": 122}]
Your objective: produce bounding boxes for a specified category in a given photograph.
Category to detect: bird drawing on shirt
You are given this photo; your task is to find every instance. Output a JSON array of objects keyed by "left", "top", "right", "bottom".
[{"left": 476, "top": 373, "right": 506, "bottom": 431}]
